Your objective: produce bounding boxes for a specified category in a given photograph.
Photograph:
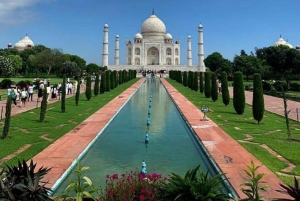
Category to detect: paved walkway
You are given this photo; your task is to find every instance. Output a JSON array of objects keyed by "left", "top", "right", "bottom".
[{"left": 0, "top": 79, "right": 294, "bottom": 200}]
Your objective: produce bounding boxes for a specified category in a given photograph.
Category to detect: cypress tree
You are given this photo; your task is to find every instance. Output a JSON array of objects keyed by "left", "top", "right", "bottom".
[
  {"left": 134, "top": 70, "right": 137, "bottom": 78},
  {"left": 183, "top": 72, "right": 187, "bottom": 87},
  {"left": 252, "top": 73, "right": 264, "bottom": 124},
  {"left": 105, "top": 71, "right": 110, "bottom": 91},
  {"left": 100, "top": 72, "right": 106, "bottom": 94},
  {"left": 221, "top": 71, "right": 230, "bottom": 106},
  {"left": 211, "top": 72, "right": 218, "bottom": 102},
  {"left": 61, "top": 75, "right": 66, "bottom": 113},
  {"left": 233, "top": 71, "right": 245, "bottom": 114},
  {"left": 85, "top": 75, "right": 92, "bottom": 100},
  {"left": 194, "top": 72, "right": 198, "bottom": 92},
  {"left": 94, "top": 73, "right": 99, "bottom": 96},
  {"left": 200, "top": 72, "right": 204, "bottom": 94},
  {"left": 119, "top": 70, "right": 123, "bottom": 85},
  {"left": 2, "top": 97, "right": 12, "bottom": 139},
  {"left": 204, "top": 72, "right": 211, "bottom": 98},
  {"left": 110, "top": 71, "right": 114, "bottom": 89},
  {"left": 115, "top": 71, "right": 119, "bottom": 87},
  {"left": 40, "top": 88, "right": 48, "bottom": 122},
  {"left": 178, "top": 71, "right": 182, "bottom": 84},
  {"left": 75, "top": 76, "right": 80, "bottom": 105}
]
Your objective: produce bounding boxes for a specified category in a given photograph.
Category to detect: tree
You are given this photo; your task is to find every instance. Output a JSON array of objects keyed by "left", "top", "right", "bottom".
[
  {"left": 86, "top": 63, "right": 99, "bottom": 74},
  {"left": 39, "top": 88, "right": 48, "bottom": 122},
  {"left": 199, "top": 72, "right": 204, "bottom": 94},
  {"left": 105, "top": 71, "right": 110, "bottom": 91},
  {"left": 0, "top": 56, "right": 13, "bottom": 76},
  {"left": 61, "top": 61, "right": 79, "bottom": 77},
  {"left": 252, "top": 73, "right": 264, "bottom": 124},
  {"left": 204, "top": 72, "right": 211, "bottom": 98},
  {"left": 20, "top": 48, "right": 36, "bottom": 74},
  {"left": 33, "top": 45, "right": 48, "bottom": 54},
  {"left": 2, "top": 97, "right": 12, "bottom": 139},
  {"left": 183, "top": 71, "right": 187, "bottom": 87},
  {"left": 193, "top": 72, "right": 198, "bottom": 92},
  {"left": 204, "top": 52, "right": 225, "bottom": 72},
  {"left": 7, "top": 55, "right": 22, "bottom": 75},
  {"left": 70, "top": 55, "right": 86, "bottom": 70},
  {"left": 119, "top": 70, "right": 123, "bottom": 85},
  {"left": 233, "top": 71, "right": 245, "bottom": 114},
  {"left": 61, "top": 75, "right": 66, "bottom": 113},
  {"left": 85, "top": 75, "right": 92, "bottom": 100},
  {"left": 94, "top": 73, "right": 99, "bottom": 96},
  {"left": 100, "top": 72, "right": 106, "bottom": 94},
  {"left": 211, "top": 73, "right": 218, "bottom": 102},
  {"left": 221, "top": 72, "right": 230, "bottom": 106},
  {"left": 75, "top": 76, "right": 80, "bottom": 106}
]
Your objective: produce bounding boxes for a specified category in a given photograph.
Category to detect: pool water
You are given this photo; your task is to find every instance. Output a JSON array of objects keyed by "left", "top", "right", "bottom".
[{"left": 53, "top": 78, "right": 235, "bottom": 196}]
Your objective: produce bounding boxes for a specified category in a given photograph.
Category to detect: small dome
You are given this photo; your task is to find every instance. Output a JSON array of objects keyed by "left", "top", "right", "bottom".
[
  {"left": 198, "top": 24, "right": 203, "bottom": 28},
  {"left": 165, "top": 33, "right": 172, "bottom": 39},
  {"left": 14, "top": 40, "right": 26, "bottom": 51},
  {"left": 104, "top": 23, "right": 108, "bottom": 28},
  {"left": 141, "top": 14, "right": 166, "bottom": 38},
  {"left": 116, "top": 34, "right": 119, "bottom": 38},
  {"left": 7, "top": 43, "right": 12, "bottom": 47},
  {"left": 274, "top": 37, "right": 287, "bottom": 46},
  {"left": 296, "top": 45, "right": 300, "bottom": 49},
  {"left": 188, "top": 35, "right": 191, "bottom": 39},
  {"left": 20, "top": 35, "right": 34, "bottom": 47},
  {"left": 134, "top": 33, "right": 143, "bottom": 39}
]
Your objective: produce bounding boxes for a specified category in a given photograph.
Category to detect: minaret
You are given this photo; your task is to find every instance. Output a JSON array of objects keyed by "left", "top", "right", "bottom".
[
  {"left": 198, "top": 24, "right": 205, "bottom": 71},
  {"left": 114, "top": 34, "right": 119, "bottom": 65},
  {"left": 102, "top": 23, "right": 109, "bottom": 67},
  {"left": 187, "top": 35, "right": 192, "bottom": 66}
]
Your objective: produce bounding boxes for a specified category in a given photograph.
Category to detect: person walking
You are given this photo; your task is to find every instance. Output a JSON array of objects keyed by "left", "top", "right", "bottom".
[
  {"left": 20, "top": 88, "right": 28, "bottom": 107},
  {"left": 10, "top": 88, "right": 17, "bottom": 107},
  {"left": 27, "top": 84, "right": 34, "bottom": 101}
]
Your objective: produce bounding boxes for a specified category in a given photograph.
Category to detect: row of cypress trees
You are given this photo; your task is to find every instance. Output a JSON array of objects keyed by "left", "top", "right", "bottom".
[{"left": 169, "top": 70, "right": 265, "bottom": 124}]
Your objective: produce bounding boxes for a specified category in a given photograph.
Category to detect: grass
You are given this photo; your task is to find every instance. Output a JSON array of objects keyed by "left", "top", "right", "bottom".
[
  {"left": 0, "top": 78, "right": 139, "bottom": 167},
  {"left": 166, "top": 79, "right": 300, "bottom": 185}
]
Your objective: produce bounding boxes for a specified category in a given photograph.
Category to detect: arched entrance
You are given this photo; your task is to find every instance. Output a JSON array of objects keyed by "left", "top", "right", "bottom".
[{"left": 147, "top": 47, "right": 159, "bottom": 65}]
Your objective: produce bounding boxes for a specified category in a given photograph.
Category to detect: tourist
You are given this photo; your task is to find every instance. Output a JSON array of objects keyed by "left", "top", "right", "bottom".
[
  {"left": 218, "top": 81, "right": 222, "bottom": 93},
  {"left": 74, "top": 80, "right": 78, "bottom": 95},
  {"left": 20, "top": 88, "right": 28, "bottom": 107},
  {"left": 46, "top": 85, "right": 51, "bottom": 102},
  {"left": 38, "top": 81, "right": 44, "bottom": 101},
  {"left": 27, "top": 84, "right": 34, "bottom": 101},
  {"left": 10, "top": 88, "right": 17, "bottom": 107}
]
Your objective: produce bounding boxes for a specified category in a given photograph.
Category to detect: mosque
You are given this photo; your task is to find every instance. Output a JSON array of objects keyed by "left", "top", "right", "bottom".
[
  {"left": 7, "top": 34, "right": 35, "bottom": 52},
  {"left": 274, "top": 35, "right": 300, "bottom": 51},
  {"left": 102, "top": 10, "right": 206, "bottom": 72}
]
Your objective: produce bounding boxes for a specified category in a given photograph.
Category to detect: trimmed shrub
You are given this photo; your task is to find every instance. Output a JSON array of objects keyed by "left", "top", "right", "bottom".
[
  {"left": 61, "top": 75, "right": 66, "bottom": 113},
  {"left": 105, "top": 71, "right": 110, "bottom": 91},
  {"left": 252, "top": 73, "right": 264, "bottom": 124},
  {"left": 94, "top": 73, "right": 99, "bottom": 96},
  {"left": 178, "top": 71, "right": 182, "bottom": 84},
  {"left": 183, "top": 71, "right": 187, "bottom": 87},
  {"left": 100, "top": 72, "right": 106, "bottom": 94},
  {"left": 233, "top": 71, "right": 245, "bottom": 114},
  {"left": 262, "top": 81, "right": 272, "bottom": 91},
  {"left": 273, "top": 81, "right": 287, "bottom": 91},
  {"left": 221, "top": 71, "right": 230, "bottom": 106},
  {"left": 199, "top": 72, "right": 204, "bottom": 94},
  {"left": 85, "top": 75, "right": 92, "bottom": 100},
  {"left": 119, "top": 70, "right": 123, "bottom": 85},
  {"left": 0, "top": 78, "right": 13, "bottom": 89},
  {"left": 39, "top": 88, "right": 48, "bottom": 122},
  {"left": 2, "top": 97, "right": 12, "bottom": 139},
  {"left": 289, "top": 82, "right": 300, "bottom": 92},
  {"left": 75, "top": 76, "right": 80, "bottom": 106},
  {"left": 211, "top": 72, "right": 218, "bottom": 102},
  {"left": 194, "top": 72, "right": 198, "bottom": 92},
  {"left": 204, "top": 72, "right": 211, "bottom": 98}
]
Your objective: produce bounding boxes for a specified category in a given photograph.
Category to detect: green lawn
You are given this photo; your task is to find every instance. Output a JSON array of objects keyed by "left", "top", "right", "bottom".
[
  {"left": 167, "top": 79, "right": 300, "bottom": 185},
  {"left": 0, "top": 79, "right": 139, "bottom": 167}
]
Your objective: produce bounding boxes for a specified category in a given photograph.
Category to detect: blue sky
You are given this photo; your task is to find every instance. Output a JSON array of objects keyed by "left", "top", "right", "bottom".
[{"left": 0, "top": 0, "right": 299, "bottom": 66}]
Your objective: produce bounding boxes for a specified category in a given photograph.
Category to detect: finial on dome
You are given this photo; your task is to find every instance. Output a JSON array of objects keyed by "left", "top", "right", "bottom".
[
  {"left": 26, "top": 33, "right": 28, "bottom": 36},
  {"left": 280, "top": 34, "right": 281, "bottom": 38},
  {"left": 152, "top": 8, "right": 154, "bottom": 15}
]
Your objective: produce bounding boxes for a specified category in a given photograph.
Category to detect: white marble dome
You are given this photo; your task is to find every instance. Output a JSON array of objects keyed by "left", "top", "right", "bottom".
[
  {"left": 164, "top": 33, "right": 172, "bottom": 39},
  {"left": 285, "top": 42, "right": 293, "bottom": 48},
  {"left": 134, "top": 33, "right": 143, "bottom": 39},
  {"left": 20, "top": 36, "right": 34, "bottom": 47},
  {"left": 141, "top": 14, "right": 166, "bottom": 38},
  {"left": 274, "top": 37, "right": 287, "bottom": 46},
  {"left": 14, "top": 40, "right": 26, "bottom": 51}
]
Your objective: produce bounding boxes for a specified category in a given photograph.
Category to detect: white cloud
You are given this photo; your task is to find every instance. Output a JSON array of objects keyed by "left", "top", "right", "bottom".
[{"left": 0, "top": 0, "right": 55, "bottom": 25}]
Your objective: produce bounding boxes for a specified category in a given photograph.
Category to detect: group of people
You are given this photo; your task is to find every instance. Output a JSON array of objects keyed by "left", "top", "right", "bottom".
[{"left": 8, "top": 85, "right": 33, "bottom": 107}]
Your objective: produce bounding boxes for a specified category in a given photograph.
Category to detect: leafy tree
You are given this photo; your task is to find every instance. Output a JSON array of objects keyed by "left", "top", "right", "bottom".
[
  {"left": 221, "top": 71, "right": 230, "bottom": 106},
  {"left": 32, "top": 45, "right": 48, "bottom": 54},
  {"left": 85, "top": 75, "right": 92, "bottom": 100},
  {"left": 0, "top": 56, "right": 13, "bottom": 76},
  {"left": 2, "top": 97, "right": 12, "bottom": 139},
  {"left": 61, "top": 61, "right": 79, "bottom": 77},
  {"left": 204, "top": 72, "right": 211, "bottom": 98},
  {"left": 204, "top": 52, "right": 225, "bottom": 72},
  {"left": 233, "top": 71, "right": 245, "bottom": 114},
  {"left": 94, "top": 73, "right": 99, "bottom": 96},
  {"left": 100, "top": 72, "right": 106, "bottom": 94},
  {"left": 27, "top": 54, "right": 37, "bottom": 74},
  {"left": 86, "top": 63, "right": 99, "bottom": 74},
  {"left": 70, "top": 55, "right": 86, "bottom": 70},
  {"left": 252, "top": 73, "right": 264, "bottom": 124},
  {"left": 7, "top": 55, "right": 22, "bottom": 75},
  {"left": 193, "top": 72, "right": 198, "bottom": 92},
  {"left": 39, "top": 88, "right": 48, "bottom": 122},
  {"left": 199, "top": 72, "right": 204, "bottom": 94},
  {"left": 211, "top": 72, "right": 218, "bottom": 102},
  {"left": 20, "top": 48, "right": 35, "bottom": 74},
  {"left": 75, "top": 76, "right": 80, "bottom": 106},
  {"left": 61, "top": 75, "right": 66, "bottom": 113}
]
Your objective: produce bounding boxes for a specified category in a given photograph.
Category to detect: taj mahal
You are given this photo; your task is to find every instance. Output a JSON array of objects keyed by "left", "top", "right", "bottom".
[{"left": 103, "top": 10, "right": 206, "bottom": 72}]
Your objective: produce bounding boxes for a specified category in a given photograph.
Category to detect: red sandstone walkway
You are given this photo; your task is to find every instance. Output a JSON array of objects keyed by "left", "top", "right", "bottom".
[{"left": 161, "top": 79, "right": 291, "bottom": 200}]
